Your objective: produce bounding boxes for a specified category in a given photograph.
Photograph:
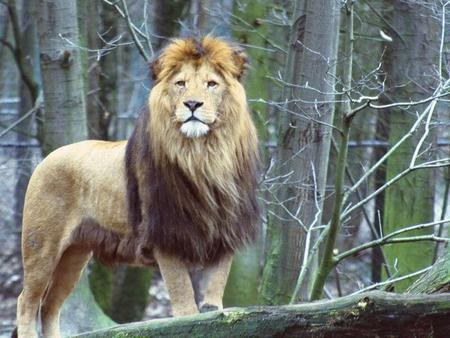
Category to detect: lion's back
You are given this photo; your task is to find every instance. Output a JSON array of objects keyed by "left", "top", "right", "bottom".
[{"left": 23, "top": 140, "right": 129, "bottom": 234}]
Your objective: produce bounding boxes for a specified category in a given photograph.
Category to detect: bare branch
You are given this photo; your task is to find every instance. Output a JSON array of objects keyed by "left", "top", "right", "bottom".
[
  {"left": 0, "top": 0, "right": 39, "bottom": 101},
  {"left": 0, "top": 92, "right": 42, "bottom": 139}
]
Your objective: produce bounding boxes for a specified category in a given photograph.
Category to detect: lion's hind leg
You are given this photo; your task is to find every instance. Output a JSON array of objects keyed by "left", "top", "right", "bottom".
[
  {"left": 40, "top": 245, "right": 92, "bottom": 338},
  {"left": 16, "top": 249, "right": 59, "bottom": 338}
]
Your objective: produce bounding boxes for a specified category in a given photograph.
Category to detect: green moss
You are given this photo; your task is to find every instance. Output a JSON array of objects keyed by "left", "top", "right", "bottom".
[{"left": 222, "top": 310, "right": 249, "bottom": 323}]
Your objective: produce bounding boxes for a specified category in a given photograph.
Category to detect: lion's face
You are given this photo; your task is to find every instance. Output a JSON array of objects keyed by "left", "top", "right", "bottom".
[
  {"left": 168, "top": 62, "right": 225, "bottom": 138},
  {"left": 149, "top": 37, "right": 250, "bottom": 141}
]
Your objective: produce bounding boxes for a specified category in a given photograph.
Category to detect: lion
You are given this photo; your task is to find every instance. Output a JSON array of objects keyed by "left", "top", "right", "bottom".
[{"left": 14, "top": 36, "right": 260, "bottom": 338}]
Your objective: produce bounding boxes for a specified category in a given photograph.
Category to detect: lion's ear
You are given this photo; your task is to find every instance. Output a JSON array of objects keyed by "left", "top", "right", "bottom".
[
  {"left": 150, "top": 55, "right": 162, "bottom": 81},
  {"left": 232, "top": 47, "right": 249, "bottom": 82}
]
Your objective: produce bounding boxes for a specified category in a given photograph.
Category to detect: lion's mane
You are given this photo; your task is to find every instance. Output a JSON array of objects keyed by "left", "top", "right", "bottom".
[{"left": 125, "top": 37, "right": 260, "bottom": 266}]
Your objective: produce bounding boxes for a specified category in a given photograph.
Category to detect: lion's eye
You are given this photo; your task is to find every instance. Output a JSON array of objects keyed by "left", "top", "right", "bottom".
[
  {"left": 207, "top": 81, "right": 218, "bottom": 88},
  {"left": 175, "top": 80, "right": 186, "bottom": 87}
]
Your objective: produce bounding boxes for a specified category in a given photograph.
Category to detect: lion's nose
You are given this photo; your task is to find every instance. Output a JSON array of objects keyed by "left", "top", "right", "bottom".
[{"left": 183, "top": 100, "right": 204, "bottom": 112}]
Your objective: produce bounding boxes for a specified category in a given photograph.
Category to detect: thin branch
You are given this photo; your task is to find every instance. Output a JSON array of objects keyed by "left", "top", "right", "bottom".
[
  {"left": 367, "top": 91, "right": 449, "bottom": 110},
  {"left": 143, "top": 0, "right": 154, "bottom": 56},
  {"left": 336, "top": 219, "right": 450, "bottom": 263},
  {"left": 351, "top": 266, "right": 432, "bottom": 295},
  {"left": 336, "top": 235, "right": 449, "bottom": 264},
  {"left": 0, "top": 0, "right": 39, "bottom": 101},
  {"left": 102, "top": 0, "right": 151, "bottom": 62},
  {"left": 330, "top": 137, "right": 392, "bottom": 279},
  {"left": 120, "top": 0, "right": 150, "bottom": 62},
  {"left": 0, "top": 93, "right": 42, "bottom": 139},
  {"left": 342, "top": 160, "right": 450, "bottom": 219},
  {"left": 343, "top": 89, "right": 443, "bottom": 204},
  {"left": 290, "top": 227, "right": 328, "bottom": 303}
]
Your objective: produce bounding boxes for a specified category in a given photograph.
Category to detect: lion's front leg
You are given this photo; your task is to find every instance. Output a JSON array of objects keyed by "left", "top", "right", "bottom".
[
  {"left": 154, "top": 249, "right": 199, "bottom": 317},
  {"left": 199, "top": 255, "right": 233, "bottom": 312}
]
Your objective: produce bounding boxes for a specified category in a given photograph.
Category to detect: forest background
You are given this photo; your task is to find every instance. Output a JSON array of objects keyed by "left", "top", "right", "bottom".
[{"left": 0, "top": 0, "right": 449, "bottom": 336}]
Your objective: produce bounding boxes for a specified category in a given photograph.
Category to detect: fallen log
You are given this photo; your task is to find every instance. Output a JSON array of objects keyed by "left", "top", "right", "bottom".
[{"left": 72, "top": 291, "right": 450, "bottom": 337}]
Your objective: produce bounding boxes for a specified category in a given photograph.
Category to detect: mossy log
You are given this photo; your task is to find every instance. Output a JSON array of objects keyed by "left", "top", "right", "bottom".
[{"left": 72, "top": 291, "right": 450, "bottom": 338}]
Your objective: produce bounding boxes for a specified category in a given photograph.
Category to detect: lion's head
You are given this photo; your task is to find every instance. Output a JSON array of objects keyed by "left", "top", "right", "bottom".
[
  {"left": 126, "top": 36, "right": 260, "bottom": 265},
  {"left": 149, "top": 36, "right": 250, "bottom": 139}
]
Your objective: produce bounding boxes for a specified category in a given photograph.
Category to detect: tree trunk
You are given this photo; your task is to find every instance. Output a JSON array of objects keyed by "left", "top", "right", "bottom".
[
  {"left": 407, "top": 248, "right": 450, "bottom": 295},
  {"left": 36, "top": 0, "right": 112, "bottom": 334},
  {"left": 260, "top": 0, "right": 340, "bottom": 303},
  {"left": 72, "top": 291, "right": 450, "bottom": 338},
  {"left": 37, "top": 0, "right": 88, "bottom": 154},
  {"left": 78, "top": 0, "right": 103, "bottom": 140},
  {"left": 12, "top": 0, "right": 40, "bottom": 300},
  {"left": 13, "top": 0, "right": 39, "bottom": 238},
  {"left": 382, "top": 0, "right": 438, "bottom": 291}
]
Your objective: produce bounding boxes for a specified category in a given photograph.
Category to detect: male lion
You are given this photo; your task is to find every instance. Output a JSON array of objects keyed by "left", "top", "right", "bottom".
[{"left": 14, "top": 36, "right": 260, "bottom": 338}]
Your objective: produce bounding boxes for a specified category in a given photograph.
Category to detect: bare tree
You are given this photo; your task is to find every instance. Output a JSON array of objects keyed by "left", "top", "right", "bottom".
[
  {"left": 381, "top": 0, "right": 439, "bottom": 291},
  {"left": 37, "top": 0, "right": 87, "bottom": 154},
  {"left": 35, "top": 0, "right": 113, "bottom": 335},
  {"left": 260, "top": 0, "right": 341, "bottom": 303}
]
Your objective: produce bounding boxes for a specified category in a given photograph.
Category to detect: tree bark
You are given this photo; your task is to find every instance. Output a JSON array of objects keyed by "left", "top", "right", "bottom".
[
  {"left": 36, "top": 0, "right": 113, "bottom": 334},
  {"left": 78, "top": 0, "right": 103, "bottom": 140},
  {"left": 260, "top": 0, "right": 340, "bottom": 303},
  {"left": 71, "top": 291, "right": 450, "bottom": 338},
  {"left": 407, "top": 248, "right": 450, "bottom": 295},
  {"left": 37, "top": 0, "right": 88, "bottom": 154},
  {"left": 12, "top": 0, "right": 40, "bottom": 299},
  {"left": 382, "top": 0, "right": 438, "bottom": 291},
  {"left": 13, "top": 0, "right": 39, "bottom": 238}
]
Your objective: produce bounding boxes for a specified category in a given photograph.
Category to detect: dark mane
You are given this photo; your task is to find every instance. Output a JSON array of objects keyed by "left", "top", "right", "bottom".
[{"left": 125, "top": 108, "right": 260, "bottom": 266}]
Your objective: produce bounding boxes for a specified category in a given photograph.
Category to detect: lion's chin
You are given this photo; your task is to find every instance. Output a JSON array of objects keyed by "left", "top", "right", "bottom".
[{"left": 180, "top": 121, "right": 210, "bottom": 138}]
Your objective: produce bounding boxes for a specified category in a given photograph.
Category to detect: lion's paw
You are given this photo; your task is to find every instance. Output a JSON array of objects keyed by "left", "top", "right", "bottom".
[{"left": 199, "top": 303, "right": 219, "bottom": 313}]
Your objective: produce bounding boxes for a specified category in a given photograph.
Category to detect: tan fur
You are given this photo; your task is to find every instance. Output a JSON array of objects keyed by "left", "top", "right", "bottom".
[{"left": 15, "top": 37, "right": 259, "bottom": 338}]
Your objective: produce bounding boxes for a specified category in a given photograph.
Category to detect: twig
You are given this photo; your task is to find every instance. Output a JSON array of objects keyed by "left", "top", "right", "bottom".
[
  {"left": 330, "top": 137, "right": 392, "bottom": 279},
  {"left": 342, "top": 159, "right": 450, "bottom": 219},
  {"left": 0, "top": 93, "right": 42, "bottom": 139},
  {"left": 343, "top": 88, "right": 445, "bottom": 205},
  {"left": 336, "top": 235, "right": 450, "bottom": 264},
  {"left": 120, "top": 0, "right": 150, "bottom": 62},
  {"left": 143, "top": 0, "right": 154, "bottom": 56},
  {"left": 0, "top": 0, "right": 39, "bottom": 101},
  {"left": 351, "top": 266, "right": 432, "bottom": 295},
  {"left": 102, "top": 0, "right": 151, "bottom": 62},
  {"left": 290, "top": 227, "right": 329, "bottom": 303}
]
